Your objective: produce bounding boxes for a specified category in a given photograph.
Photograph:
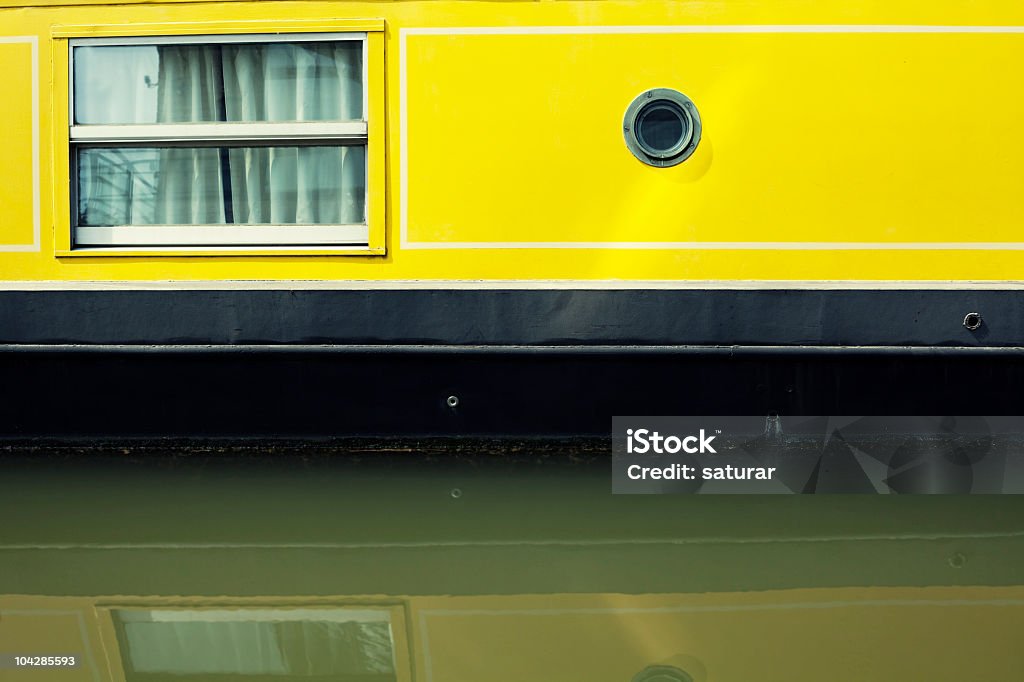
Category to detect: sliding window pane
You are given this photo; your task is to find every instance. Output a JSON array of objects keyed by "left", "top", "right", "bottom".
[
  {"left": 74, "top": 41, "right": 363, "bottom": 124},
  {"left": 76, "top": 146, "right": 366, "bottom": 227}
]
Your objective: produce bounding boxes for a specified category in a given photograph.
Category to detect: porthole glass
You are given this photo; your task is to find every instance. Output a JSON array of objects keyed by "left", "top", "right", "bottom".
[
  {"left": 624, "top": 89, "right": 701, "bottom": 167},
  {"left": 638, "top": 106, "right": 682, "bottom": 151}
]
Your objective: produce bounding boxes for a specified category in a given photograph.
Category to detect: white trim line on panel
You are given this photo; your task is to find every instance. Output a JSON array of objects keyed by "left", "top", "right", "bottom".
[
  {"left": 0, "top": 36, "right": 40, "bottom": 253},
  {"left": 399, "top": 28, "right": 410, "bottom": 248},
  {"left": 398, "top": 25, "right": 1024, "bottom": 251},
  {"left": 400, "top": 241, "right": 1024, "bottom": 251},
  {"left": 4, "top": 280, "right": 1024, "bottom": 290},
  {"left": 402, "top": 25, "right": 1024, "bottom": 36}
]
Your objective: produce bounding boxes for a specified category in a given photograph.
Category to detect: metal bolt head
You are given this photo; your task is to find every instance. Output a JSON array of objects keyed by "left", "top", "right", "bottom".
[{"left": 963, "top": 312, "right": 983, "bottom": 331}]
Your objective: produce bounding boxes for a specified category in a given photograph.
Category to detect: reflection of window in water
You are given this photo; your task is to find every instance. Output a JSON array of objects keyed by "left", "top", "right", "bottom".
[{"left": 114, "top": 608, "right": 397, "bottom": 681}]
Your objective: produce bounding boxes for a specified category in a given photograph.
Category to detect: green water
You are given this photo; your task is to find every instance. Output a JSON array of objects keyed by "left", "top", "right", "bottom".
[{"left": 2, "top": 451, "right": 1023, "bottom": 681}]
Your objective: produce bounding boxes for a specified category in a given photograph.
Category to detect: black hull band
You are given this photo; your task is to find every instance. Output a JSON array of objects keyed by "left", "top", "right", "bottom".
[
  {"left": 1, "top": 350, "right": 1022, "bottom": 438},
  {"left": 0, "top": 288, "right": 1019, "bottom": 347}
]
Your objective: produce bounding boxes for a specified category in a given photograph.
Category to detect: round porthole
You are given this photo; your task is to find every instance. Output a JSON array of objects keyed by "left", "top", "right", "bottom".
[{"left": 623, "top": 89, "right": 701, "bottom": 167}]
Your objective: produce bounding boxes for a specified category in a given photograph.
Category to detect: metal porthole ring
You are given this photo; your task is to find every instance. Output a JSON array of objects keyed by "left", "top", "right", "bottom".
[{"left": 623, "top": 88, "right": 702, "bottom": 167}]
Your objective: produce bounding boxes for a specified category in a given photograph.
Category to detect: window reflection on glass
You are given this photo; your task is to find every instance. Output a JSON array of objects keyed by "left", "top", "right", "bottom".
[
  {"left": 114, "top": 608, "right": 396, "bottom": 681},
  {"left": 77, "top": 146, "right": 366, "bottom": 226},
  {"left": 638, "top": 106, "right": 685, "bottom": 154},
  {"left": 73, "top": 41, "right": 363, "bottom": 124}
]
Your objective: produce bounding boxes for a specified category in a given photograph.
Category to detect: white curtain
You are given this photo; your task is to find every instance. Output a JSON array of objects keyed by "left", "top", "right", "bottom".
[
  {"left": 151, "top": 42, "right": 364, "bottom": 226},
  {"left": 74, "top": 46, "right": 159, "bottom": 124}
]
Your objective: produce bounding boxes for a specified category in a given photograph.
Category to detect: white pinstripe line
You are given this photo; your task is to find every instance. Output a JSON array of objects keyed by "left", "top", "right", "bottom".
[
  {"left": 2, "top": 279, "right": 1024, "bottom": 290},
  {"left": 403, "top": 25, "right": 1024, "bottom": 36},
  {"left": 400, "top": 241, "right": 1024, "bottom": 251},
  {"left": 0, "top": 36, "right": 40, "bottom": 253}
]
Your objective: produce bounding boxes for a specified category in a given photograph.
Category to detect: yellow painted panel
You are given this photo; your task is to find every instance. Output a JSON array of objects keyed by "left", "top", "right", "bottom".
[
  {"left": 3, "top": 2, "right": 1024, "bottom": 279},
  {"left": 406, "top": 30, "right": 1024, "bottom": 246},
  {"left": 0, "top": 40, "right": 35, "bottom": 249}
]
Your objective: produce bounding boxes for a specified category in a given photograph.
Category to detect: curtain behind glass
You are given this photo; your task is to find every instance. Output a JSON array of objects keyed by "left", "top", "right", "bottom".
[
  {"left": 73, "top": 42, "right": 362, "bottom": 124},
  {"left": 77, "top": 146, "right": 366, "bottom": 227},
  {"left": 149, "top": 42, "right": 363, "bottom": 226},
  {"left": 155, "top": 43, "right": 362, "bottom": 123}
]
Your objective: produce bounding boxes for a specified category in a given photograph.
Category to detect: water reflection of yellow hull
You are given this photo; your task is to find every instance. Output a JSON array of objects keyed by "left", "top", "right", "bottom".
[
  {"left": 3, "top": 460, "right": 1024, "bottom": 682},
  {"left": 3, "top": 587, "right": 1024, "bottom": 681}
]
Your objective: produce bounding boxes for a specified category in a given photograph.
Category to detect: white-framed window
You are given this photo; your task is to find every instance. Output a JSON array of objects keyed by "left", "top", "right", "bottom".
[{"left": 69, "top": 33, "right": 370, "bottom": 249}]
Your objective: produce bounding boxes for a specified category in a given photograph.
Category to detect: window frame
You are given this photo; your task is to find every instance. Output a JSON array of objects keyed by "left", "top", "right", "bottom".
[{"left": 51, "top": 20, "right": 386, "bottom": 257}]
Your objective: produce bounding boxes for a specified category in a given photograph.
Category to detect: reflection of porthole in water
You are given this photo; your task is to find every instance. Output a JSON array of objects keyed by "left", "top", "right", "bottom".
[
  {"left": 632, "top": 665, "right": 695, "bottom": 682},
  {"left": 623, "top": 89, "right": 701, "bottom": 167}
]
